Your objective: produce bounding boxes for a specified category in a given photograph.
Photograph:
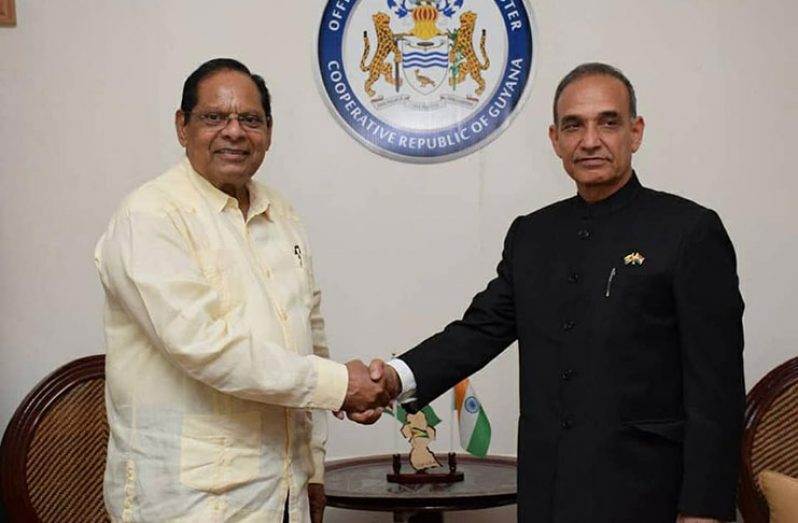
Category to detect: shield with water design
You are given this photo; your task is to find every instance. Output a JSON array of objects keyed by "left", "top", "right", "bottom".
[{"left": 400, "top": 35, "right": 450, "bottom": 96}]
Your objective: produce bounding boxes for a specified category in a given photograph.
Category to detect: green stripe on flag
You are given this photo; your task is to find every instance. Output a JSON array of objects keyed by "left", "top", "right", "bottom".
[{"left": 466, "top": 407, "right": 491, "bottom": 457}]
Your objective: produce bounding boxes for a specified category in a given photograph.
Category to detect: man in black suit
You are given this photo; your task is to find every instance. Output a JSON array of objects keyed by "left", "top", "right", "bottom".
[{"left": 376, "top": 63, "right": 745, "bottom": 522}]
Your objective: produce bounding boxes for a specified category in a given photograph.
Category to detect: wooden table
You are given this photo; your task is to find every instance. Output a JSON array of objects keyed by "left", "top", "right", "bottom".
[{"left": 324, "top": 454, "right": 517, "bottom": 522}]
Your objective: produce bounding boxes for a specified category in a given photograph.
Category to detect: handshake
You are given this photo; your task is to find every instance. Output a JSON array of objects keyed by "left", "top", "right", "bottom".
[{"left": 337, "top": 359, "right": 401, "bottom": 425}]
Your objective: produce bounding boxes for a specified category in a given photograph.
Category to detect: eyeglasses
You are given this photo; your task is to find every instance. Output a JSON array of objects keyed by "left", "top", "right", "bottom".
[{"left": 187, "top": 111, "right": 269, "bottom": 130}]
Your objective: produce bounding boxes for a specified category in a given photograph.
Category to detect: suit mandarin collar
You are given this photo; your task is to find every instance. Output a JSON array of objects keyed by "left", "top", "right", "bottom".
[{"left": 575, "top": 172, "right": 642, "bottom": 219}]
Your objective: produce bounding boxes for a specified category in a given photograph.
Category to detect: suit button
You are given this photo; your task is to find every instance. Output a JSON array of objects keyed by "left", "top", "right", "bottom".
[
  {"left": 561, "top": 419, "right": 572, "bottom": 430},
  {"left": 562, "top": 369, "right": 576, "bottom": 381},
  {"left": 568, "top": 272, "right": 580, "bottom": 283},
  {"left": 562, "top": 320, "right": 575, "bottom": 331},
  {"left": 578, "top": 229, "right": 590, "bottom": 239}
]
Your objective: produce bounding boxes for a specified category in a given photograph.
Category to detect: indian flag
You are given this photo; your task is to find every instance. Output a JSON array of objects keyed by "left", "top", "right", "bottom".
[{"left": 454, "top": 379, "right": 491, "bottom": 457}]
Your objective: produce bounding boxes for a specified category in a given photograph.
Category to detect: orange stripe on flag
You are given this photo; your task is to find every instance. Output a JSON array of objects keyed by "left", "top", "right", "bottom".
[{"left": 454, "top": 379, "right": 470, "bottom": 414}]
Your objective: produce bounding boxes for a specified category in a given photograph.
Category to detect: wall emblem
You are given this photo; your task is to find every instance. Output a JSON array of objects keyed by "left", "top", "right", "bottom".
[{"left": 317, "top": 0, "right": 537, "bottom": 163}]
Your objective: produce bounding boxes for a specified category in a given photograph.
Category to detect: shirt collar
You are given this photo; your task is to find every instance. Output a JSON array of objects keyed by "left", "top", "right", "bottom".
[
  {"left": 247, "top": 181, "right": 271, "bottom": 219},
  {"left": 575, "top": 171, "right": 642, "bottom": 219},
  {"left": 181, "top": 157, "right": 271, "bottom": 218}
]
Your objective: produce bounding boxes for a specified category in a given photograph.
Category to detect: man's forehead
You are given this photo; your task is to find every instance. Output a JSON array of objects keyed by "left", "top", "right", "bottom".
[
  {"left": 556, "top": 74, "right": 630, "bottom": 116},
  {"left": 559, "top": 109, "right": 622, "bottom": 122},
  {"left": 195, "top": 71, "right": 260, "bottom": 104}
]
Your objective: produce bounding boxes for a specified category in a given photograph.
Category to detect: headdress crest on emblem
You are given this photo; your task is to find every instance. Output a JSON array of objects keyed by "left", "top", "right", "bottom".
[{"left": 387, "top": 0, "right": 462, "bottom": 19}]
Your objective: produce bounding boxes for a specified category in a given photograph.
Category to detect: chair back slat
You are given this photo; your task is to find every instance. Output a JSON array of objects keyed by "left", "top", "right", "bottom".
[
  {"left": 751, "top": 383, "right": 798, "bottom": 479},
  {"left": 739, "top": 357, "right": 798, "bottom": 523},
  {"left": 1, "top": 355, "right": 109, "bottom": 523},
  {"left": 27, "top": 379, "right": 109, "bottom": 523}
]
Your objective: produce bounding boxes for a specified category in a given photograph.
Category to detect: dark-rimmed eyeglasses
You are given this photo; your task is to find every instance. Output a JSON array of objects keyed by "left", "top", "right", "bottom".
[{"left": 187, "top": 111, "right": 269, "bottom": 130}]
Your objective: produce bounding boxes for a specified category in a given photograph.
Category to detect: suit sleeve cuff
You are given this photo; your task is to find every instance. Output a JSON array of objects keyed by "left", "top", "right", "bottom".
[{"left": 387, "top": 358, "right": 418, "bottom": 403}]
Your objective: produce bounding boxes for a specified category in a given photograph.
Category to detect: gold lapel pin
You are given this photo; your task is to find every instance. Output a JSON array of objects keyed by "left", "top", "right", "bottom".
[{"left": 624, "top": 252, "right": 645, "bottom": 266}]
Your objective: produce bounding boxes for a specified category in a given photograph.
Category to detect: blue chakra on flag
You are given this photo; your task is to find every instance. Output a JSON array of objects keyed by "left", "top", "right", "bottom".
[
  {"left": 317, "top": 0, "right": 538, "bottom": 163},
  {"left": 464, "top": 395, "right": 480, "bottom": 414}
]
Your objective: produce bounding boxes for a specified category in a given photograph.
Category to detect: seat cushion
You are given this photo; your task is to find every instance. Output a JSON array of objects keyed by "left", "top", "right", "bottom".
[{"left": 758, "top": 470, "right": 798, "bottom": 523}]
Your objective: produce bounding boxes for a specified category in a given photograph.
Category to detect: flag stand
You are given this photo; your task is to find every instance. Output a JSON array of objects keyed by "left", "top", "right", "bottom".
[{"left": 387, "top": 451, "right": 464, "bottom": 484}]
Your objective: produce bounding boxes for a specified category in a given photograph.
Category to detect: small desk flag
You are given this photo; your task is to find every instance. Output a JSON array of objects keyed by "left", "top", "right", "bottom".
[{"left": 453, "top": 379, "right": 491, "bottom": 457}]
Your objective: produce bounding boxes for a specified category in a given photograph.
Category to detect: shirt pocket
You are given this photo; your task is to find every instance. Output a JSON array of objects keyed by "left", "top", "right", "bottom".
[
  {"left": 296, "top": 265, "right": 314, "bottom": 313},
  {"left": 179, "top": 411, "right": 261, "bottom": 493},
  {"left": 283, "top": 243, "right": 314, "bottom": 313}
]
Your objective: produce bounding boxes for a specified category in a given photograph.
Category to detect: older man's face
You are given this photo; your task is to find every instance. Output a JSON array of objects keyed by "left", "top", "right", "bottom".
[
  {"left": 549, "top": 74, "right": 644, "bottom": 202},
  {"left": 176, "top": 70, "right": 271, "bottom": 191}
]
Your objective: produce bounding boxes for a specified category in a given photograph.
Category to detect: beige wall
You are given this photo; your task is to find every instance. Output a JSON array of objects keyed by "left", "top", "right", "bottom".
[{"left": 1, "top": 1, "right": 796, "bottom": 521}]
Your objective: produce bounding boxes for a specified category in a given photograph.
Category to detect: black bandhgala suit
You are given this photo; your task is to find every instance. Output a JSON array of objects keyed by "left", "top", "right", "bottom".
[{"left": 401, "top": 174, "right": 744, "bottom": 523}]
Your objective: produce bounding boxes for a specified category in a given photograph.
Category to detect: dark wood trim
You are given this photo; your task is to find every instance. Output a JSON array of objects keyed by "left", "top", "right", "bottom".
[
  {"left": 0, "top": 355, "right": 105, "bottom": 522},
  {"left": 326, "top": 453, "right": 518, "bottom": 471},
  {"left": 738, "top": 356, "right": 798, "bottom": 523},
  {"left": 0, "top": 0, "right": 15, "bottom": 27},
  {"left": 326, "top": 454, "right": 517, "bottom": 512}
]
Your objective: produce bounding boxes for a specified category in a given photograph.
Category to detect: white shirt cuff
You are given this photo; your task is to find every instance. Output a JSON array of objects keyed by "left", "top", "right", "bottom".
[{"left": 386, "top": 358, "right": 417, "bottom": 404}]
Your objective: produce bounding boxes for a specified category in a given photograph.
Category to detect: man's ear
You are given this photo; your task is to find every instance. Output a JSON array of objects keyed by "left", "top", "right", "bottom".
[
  {"left": 264, "top": 116, "right": 273, "bottom": 152},
  {"left": 548, "top": 124, "right": 563, "bottom": 159},
  {"left": 631, "top": 116, "right": 645, "bottom": 153},
  {"left": 175, "top": 110, "right": 188, "bottom": 147}
]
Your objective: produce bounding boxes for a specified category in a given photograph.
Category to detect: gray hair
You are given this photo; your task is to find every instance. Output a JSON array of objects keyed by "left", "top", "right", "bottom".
[{"left": 552, "top": 62, "right": 637, "bottom": 123}]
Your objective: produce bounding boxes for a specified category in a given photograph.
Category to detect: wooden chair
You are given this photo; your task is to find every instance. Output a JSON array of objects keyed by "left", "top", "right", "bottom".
[
  {"left": 0, "top": 355, "right": 109, "bottom": 523},
  {"left": 738, "top": 356, "right": 798, "bottom": 523}
]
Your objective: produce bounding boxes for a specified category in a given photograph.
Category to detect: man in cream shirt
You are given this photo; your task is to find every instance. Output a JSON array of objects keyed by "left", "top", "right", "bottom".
[{"left": 95, "top": 58, "right": 391, "bottom": 523}]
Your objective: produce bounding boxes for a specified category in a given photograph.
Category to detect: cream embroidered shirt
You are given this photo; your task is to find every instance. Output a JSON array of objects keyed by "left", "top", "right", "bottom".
[{"left": 95, "top": 158, "right": 348, "bottom": 522}]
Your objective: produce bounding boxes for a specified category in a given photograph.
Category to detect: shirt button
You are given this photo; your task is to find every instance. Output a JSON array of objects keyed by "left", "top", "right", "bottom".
[
  {"left": 578, "top": 229, "right": 590, "bottom": 240},
  {"left": 567, "top": 272, "right": 580, "bottom": 283},
  {"left": 562, "top": 320, "right": 576, "bottom": 331},
  {"left": 561, "top": 418, "right": 573, "bottom": 430},
  {"left": 562, "top": 369, "right": 576, "bottom": 381}
]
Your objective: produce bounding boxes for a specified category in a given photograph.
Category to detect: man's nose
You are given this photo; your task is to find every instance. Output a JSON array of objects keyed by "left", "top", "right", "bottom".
[
  {"left": 581, "top": 123, "right": 601, "bottom": 149},
  {"left": 220, "top": 116, "right": 245, "bottom": 138}
]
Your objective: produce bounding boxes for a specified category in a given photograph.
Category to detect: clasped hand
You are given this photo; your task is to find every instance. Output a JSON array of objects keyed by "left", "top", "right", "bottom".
[{"left": 338, "top": 359, "right": 398, "bottom": 424}]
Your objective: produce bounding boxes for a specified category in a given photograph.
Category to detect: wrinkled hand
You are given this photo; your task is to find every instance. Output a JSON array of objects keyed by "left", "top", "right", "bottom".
[
  {"left": 342, "top": 359, "right": 391, "bottom": 412},
  {"left": 676, "top": 516, "right": 721, "bottom": 523},
  {"left": 346, "top": 407, "right": 384, "bottom": 425},
  {"left": 308, "top": 483, "right": 326, "bottom": 523},
  {"left": 347, "top": 359, "right": 401, "bottom": 424},
  {"left": 339, "top": 359, "right": 400, "bottom": 425},
  {"left": 368, "top": 358, "right": 400, "bottom": 399},
  {"left": 333, "top": 406, "right": 384, "bottom": 425}
]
